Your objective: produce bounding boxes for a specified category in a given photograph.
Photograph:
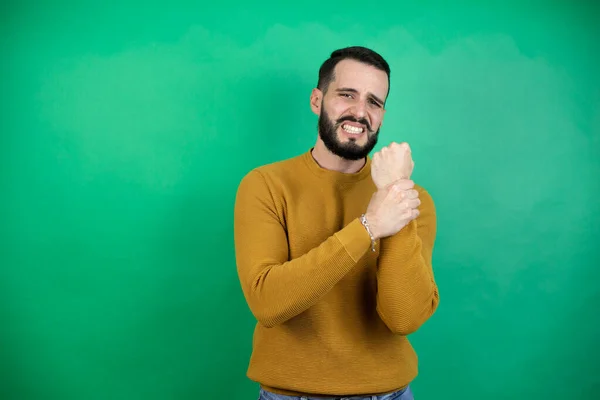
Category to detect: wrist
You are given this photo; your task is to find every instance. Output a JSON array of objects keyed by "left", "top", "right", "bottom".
[{"left": 360, "top": 213, "right": 380, "bottom": 249}]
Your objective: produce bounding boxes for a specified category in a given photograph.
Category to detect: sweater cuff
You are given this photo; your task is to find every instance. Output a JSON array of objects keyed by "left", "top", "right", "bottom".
[{"left": 334, "top": 218, "right": 372, "bottom": 263}]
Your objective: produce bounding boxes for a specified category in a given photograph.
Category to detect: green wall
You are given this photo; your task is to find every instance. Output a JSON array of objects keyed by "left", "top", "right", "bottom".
[{"left": 2, "top": 1, "right": 598, "bottom": 399}]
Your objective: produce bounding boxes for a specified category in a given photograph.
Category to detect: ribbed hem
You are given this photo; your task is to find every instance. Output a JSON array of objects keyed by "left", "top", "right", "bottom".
[{"left": 334, "top": 218, "right": 371, "bottom": 263}]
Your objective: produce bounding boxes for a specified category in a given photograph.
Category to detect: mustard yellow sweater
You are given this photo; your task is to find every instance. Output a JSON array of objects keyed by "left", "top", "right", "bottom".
[{"left": 234, "top": 149, "right": 439, "bottom": 397}]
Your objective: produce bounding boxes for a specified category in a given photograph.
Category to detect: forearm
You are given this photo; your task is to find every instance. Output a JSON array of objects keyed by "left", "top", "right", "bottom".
[
  {"left": 375, "top": 220, "right": 439, "bottom": 335},
  {"left": 236, "top": 218, "right": 369, "bottom": 327}
]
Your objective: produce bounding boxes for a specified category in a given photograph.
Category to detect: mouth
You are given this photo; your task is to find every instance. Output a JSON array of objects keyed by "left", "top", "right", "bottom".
[{"left": 340, "top": 123, "right": 365, "bottom": 135}]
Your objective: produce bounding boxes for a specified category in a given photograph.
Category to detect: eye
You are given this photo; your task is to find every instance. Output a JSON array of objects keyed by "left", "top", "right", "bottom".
[
  {"left": 340, "top": 93, "right": 353, "bottom": 98},
  {"left": 369, "top": 99, "right": 382, "bottom": 107}
]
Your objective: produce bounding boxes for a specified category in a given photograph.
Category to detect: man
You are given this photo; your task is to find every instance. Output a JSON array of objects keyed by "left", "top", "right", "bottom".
[{"left": 234, "top": 46, "right": 439, "bottom": 400}]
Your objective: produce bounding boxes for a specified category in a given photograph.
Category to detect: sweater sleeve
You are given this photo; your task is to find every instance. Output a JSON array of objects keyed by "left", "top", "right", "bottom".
[
  {"left": 233, "top": 170, "right": 371, "bottom": 328},
  {"left": 375, "top": 186, "right": 440, "bottom": 335}
]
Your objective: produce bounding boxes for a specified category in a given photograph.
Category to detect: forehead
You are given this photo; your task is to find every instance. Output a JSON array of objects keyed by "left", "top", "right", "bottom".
[{"left": 330, "top": 59, "right": 388, "bottom": 99}]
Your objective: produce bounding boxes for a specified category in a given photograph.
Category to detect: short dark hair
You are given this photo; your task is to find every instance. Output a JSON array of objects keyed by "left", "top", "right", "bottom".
[{"left": 317, "top": 46, "right": 391, "bottom": 97}]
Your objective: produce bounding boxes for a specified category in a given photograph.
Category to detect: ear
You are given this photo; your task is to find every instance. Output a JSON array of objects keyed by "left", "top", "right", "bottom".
[{"left": 310, "top": 88, "right": 322, "bottom": 116}]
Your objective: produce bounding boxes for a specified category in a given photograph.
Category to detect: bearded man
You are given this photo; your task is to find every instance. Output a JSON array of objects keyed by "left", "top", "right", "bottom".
[{"left": 234, "top": 46, "right": 439, "bottom": 400}]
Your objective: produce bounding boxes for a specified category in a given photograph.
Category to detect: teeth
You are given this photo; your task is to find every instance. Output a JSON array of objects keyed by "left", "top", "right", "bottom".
[{"left": 342, "top": 124, "right": 363, "bottom": 134}]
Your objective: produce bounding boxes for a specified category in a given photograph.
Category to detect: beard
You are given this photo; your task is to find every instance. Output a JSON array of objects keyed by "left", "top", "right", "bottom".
[{"left": 317, "top": 106, "right": 379, "bottom": 161}]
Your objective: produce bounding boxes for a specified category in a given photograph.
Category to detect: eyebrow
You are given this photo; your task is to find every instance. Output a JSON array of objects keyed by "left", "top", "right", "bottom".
[{"left": 335, "top": 87, "right": 384, "bottom": 106}]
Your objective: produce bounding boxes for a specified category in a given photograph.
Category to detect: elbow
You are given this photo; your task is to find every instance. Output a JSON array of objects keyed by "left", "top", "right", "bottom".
[
  {"left": 252, "top": 309, "right": 281, "bottom": 328},
  {"left": 242, "top": 269, "right": 308, "bottom": 328},
  {"left": 245, "top": 294, "right": 289, "bottom": 328},
  {"left": 378, "top": 312, "right": 425, "bottom": 335},
  {"left": 385, "top": 319, "right": 425, "bottom": 336},
  {"left": 241, "top": 268, "right": 293, "bottom": 328},
  {"left": 379, "top": 295, "right": 440, "bottom": 335}
]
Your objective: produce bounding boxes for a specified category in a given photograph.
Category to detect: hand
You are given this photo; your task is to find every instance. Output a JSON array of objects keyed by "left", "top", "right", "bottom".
[
  {"left": 364, "top": 180, "right": 420, "bottom": 240},
  {"left": 371, "top": 142, "right": 414, "bottom": 189}
]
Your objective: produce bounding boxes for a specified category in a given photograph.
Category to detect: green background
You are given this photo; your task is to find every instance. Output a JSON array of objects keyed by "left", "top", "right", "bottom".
[{"left": 2, "top": 1, "right": 599, "bottom": 399}]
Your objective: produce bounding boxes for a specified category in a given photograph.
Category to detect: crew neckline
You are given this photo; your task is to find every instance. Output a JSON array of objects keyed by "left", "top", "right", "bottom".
[{"left": 302, "top": 148, "right": 372, "bottom": 184}]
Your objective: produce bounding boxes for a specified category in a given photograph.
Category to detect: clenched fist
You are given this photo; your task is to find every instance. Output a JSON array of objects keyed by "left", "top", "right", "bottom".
[{"left": 371, "top": 142, "right": 414, "bottom": 189}]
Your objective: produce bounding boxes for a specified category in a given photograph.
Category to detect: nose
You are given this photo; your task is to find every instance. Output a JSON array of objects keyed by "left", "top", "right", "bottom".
[{"left": 351, "top": 99, "right": 367, "bottom": 119}]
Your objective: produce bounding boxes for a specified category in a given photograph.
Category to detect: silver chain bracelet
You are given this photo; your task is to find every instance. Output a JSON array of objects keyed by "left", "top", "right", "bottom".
[{"left": 360, "top": 214, "right": 376, "bottom": 252}]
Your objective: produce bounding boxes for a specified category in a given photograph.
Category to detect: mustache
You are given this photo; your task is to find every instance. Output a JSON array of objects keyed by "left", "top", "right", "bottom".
[{"left": 336, "top": 115, "right": 372, "bottom": 132}]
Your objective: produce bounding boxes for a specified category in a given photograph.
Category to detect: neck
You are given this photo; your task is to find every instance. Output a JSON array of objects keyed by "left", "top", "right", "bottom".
[{"left": 311, "top": 139, "right": 366, "bottom": 174}]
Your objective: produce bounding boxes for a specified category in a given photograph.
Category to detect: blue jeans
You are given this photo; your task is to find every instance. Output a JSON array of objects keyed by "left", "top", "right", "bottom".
[{"left": 258, "top": 385, "right": 414, "bottom": 400}]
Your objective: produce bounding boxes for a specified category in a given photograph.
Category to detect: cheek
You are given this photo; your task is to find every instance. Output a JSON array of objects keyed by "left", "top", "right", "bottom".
[
  {"left": 326, "top": 97, "right": 351, "bottom": 114},
  {"left": 328, "top": 104, "right": 347, "bottom": 120},
  {"left": 369, "top": 114, "right": 383, "bottom": 130}
]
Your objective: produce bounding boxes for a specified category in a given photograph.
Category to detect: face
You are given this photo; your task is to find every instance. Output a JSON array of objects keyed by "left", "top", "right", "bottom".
[{"left": 311, "top": 59, "right": 388, "bottom": 161}]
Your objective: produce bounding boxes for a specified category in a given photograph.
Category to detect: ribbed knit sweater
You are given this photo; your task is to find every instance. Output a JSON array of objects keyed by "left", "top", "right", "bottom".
[{"left": 233, "top": 149, "right": 439, "bottom": 397}]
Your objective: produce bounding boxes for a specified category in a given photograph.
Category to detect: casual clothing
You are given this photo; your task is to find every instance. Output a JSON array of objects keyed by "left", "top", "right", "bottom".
[{"left": 234, "top": 149, "right": 438, "bottom": 398}]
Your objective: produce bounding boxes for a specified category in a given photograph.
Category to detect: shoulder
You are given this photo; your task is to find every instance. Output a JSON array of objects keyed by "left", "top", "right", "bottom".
[
  {"left": 236, "top": 153, "right": 305, "bottom": 196},
  {"left": 413, "top": 183, "right": 437, "bottom": 237},
  {"left": 238, "top": 153, "right": 305, "bottom": 186},
  {"left": 256, "top": 153, "right": 305, "bottom": 178},
  {"left": 414, "top": 183, "right": 434, "bottom": 200},
  {"left": 414, "top": 183, "right": 436, "bottom": 213}
]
